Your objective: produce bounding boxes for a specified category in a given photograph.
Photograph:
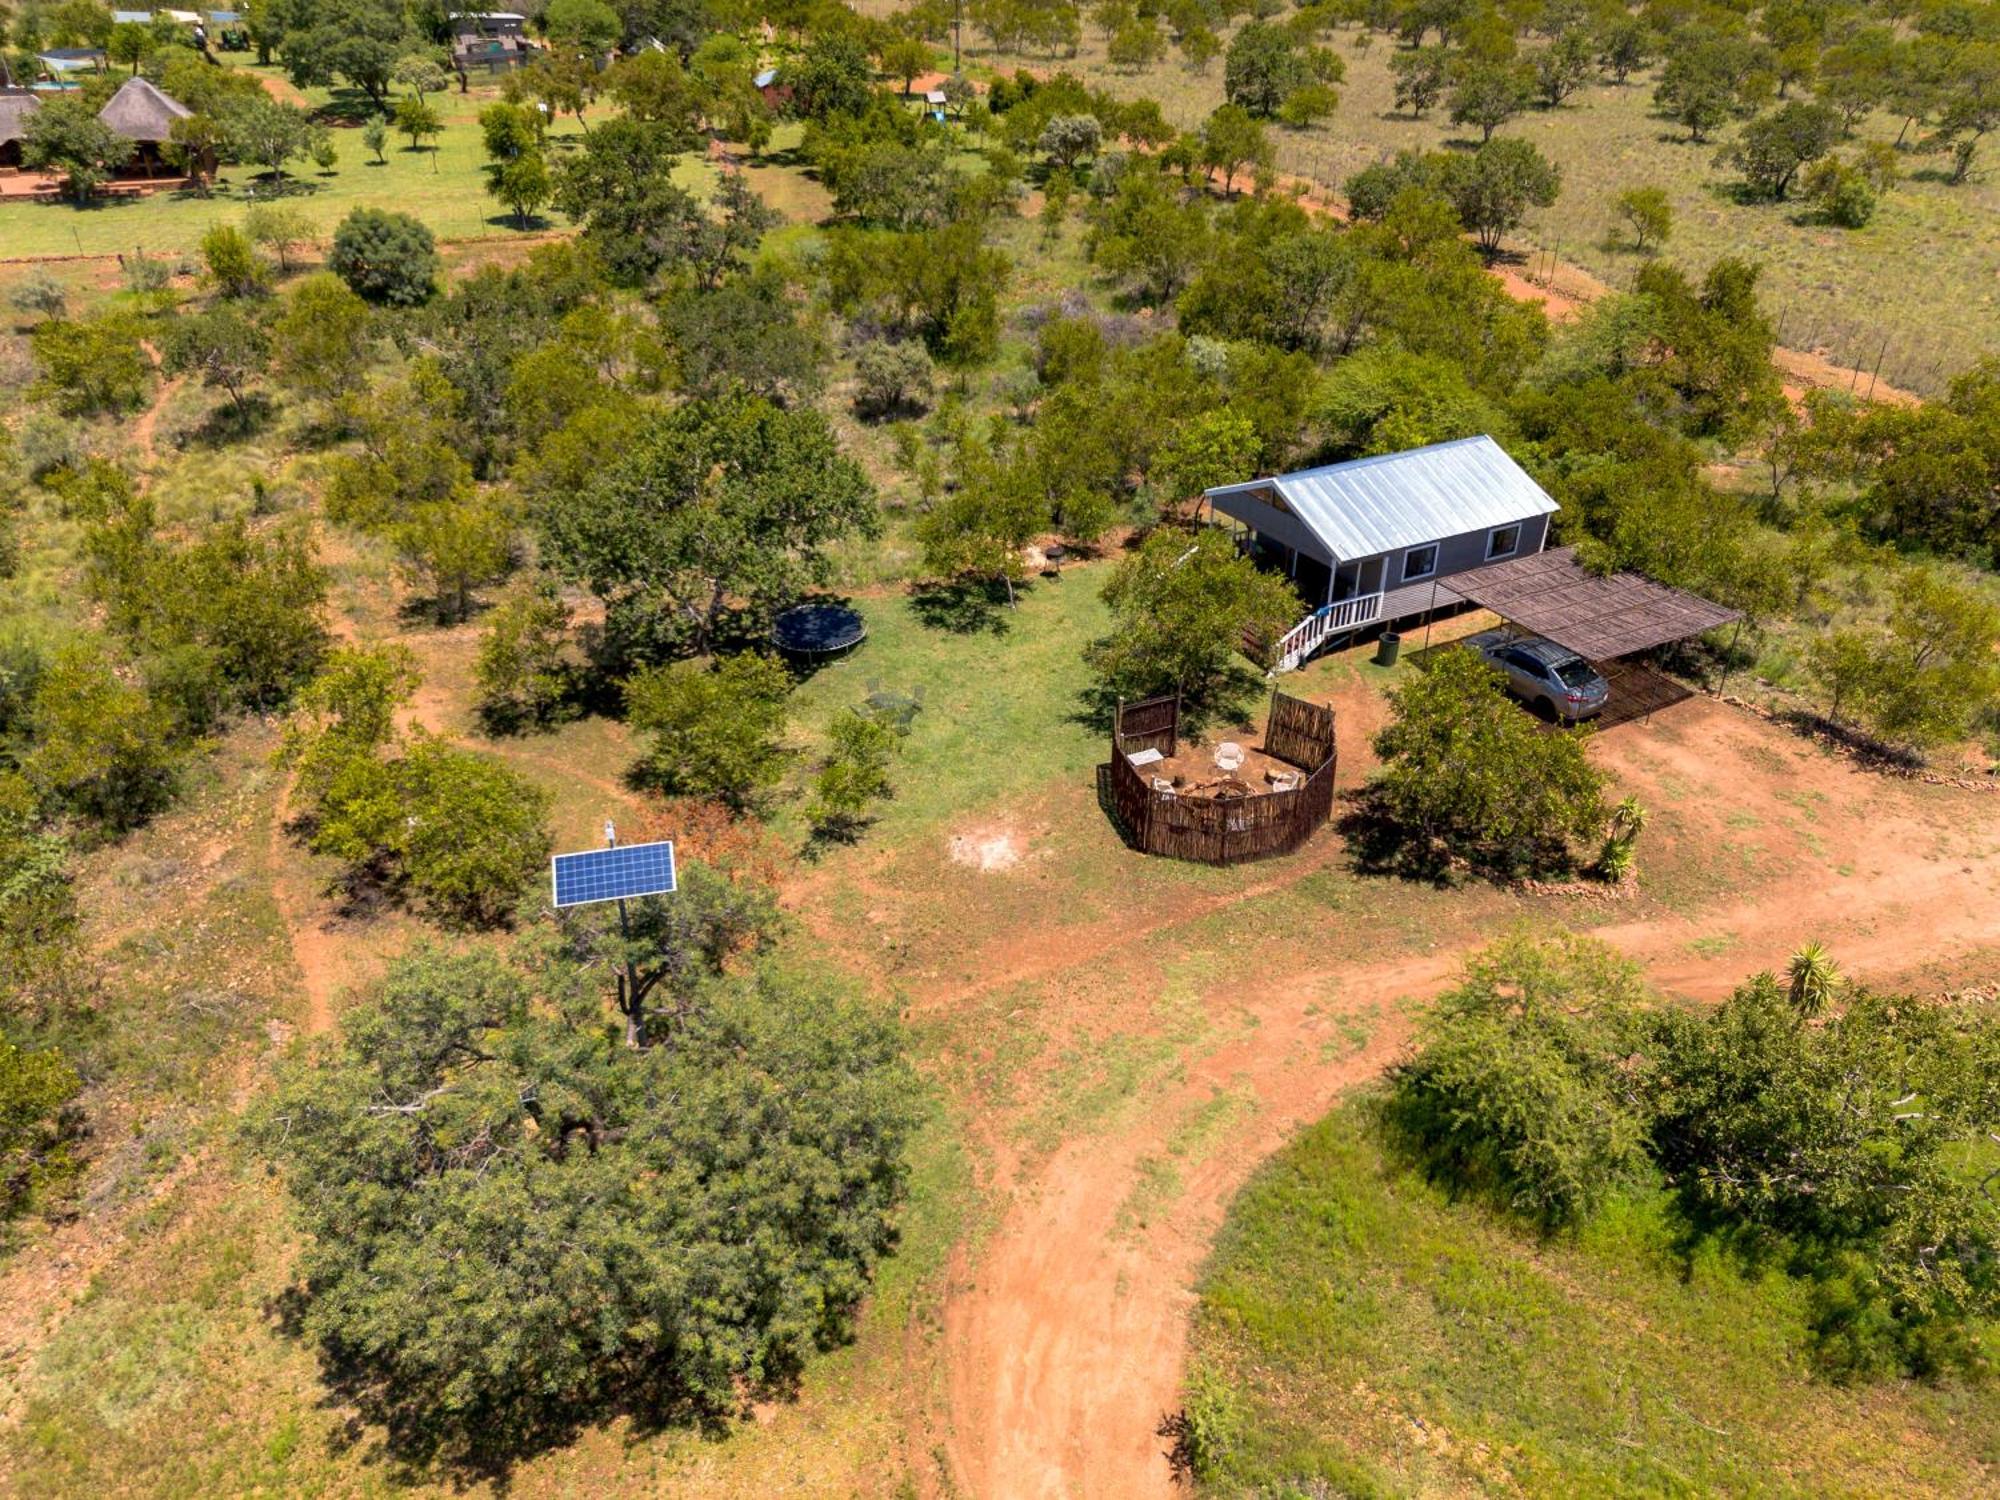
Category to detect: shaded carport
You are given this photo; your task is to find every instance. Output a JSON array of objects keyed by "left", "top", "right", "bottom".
[{"left": 1418, "top": 547, "right": 1742, "bottom": 730}]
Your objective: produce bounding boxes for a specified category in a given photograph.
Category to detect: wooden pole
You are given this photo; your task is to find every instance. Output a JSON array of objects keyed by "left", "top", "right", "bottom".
[{"left": 1713, "top": 619, "right": 1744, "bottom": 698}]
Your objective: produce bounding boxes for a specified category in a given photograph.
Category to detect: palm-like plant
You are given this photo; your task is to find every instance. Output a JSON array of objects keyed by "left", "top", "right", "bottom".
[{"left": 1786, "top": 941, "right": 1841, "bottom": 1020}]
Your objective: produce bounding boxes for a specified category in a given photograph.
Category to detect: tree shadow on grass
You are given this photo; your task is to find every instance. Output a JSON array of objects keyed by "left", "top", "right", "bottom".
[{"left": 907, "top": 577, "right": 1016, "bottom": 635}]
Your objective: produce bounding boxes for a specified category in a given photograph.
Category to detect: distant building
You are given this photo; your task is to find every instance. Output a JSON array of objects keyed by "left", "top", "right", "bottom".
[
  {"left": 753, "top": 67, "right": 791, "bottom": 110},
  {"left": 96, "top": 75, "right": 193, "bottom": 173},
  {"left": 0, "top": 91, "right": 41, "bottom": 169}
]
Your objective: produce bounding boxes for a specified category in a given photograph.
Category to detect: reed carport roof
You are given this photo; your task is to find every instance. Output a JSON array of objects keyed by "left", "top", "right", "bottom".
[{"left": 1443, "top": 546, "right": 1740, "bottom": 660}]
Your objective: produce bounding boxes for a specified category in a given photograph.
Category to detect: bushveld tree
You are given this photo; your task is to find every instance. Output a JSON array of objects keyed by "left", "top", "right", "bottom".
[
  {"left": 328, "top": 207, "right": 439, "bottom": 306},
  {"left": 269, "top": 0, "right": 403, "bottom": 106},
  {"left": 538, "top": 394, "right": 877, "bottom": 659},
  {"left": 271, "top": 273, "right": 375, "bottom": 405},
  {"left": 1150, "top": 409, "right": 1262, "bottom": 513},
  {"left": 1199, "top": 103, "right": 1272, "bottom": 193},
  {"left": 1085, "top": 527, "right": 1298, "bottom": 709},
  {"left": 1368, "top": 645, "right": 1609, "bottom": 877},
  {"left": 1614, "top": 184, "right": 1672, "bottom": 251},
  {"left": 361, "top": 117, "right": 388, "bottom": 164},
  {"left": 604, "top": 48, "right": 702, "bottom": 131},
  {"left": 806, "top": 707, "right": 901, "bottom": 840},
  {"left": 1038, "top": 112, "right": 1101, "bottom": 169},
  {"left": 1655, "top": 31, "right": 1772, "bottom": 142},
  {"left": 914, "top": 456, "right": 1046, "bottom": 606},
  {"left": 852, "top": 339, "right": 935, "bottom": 420},
  {"left": 1926, "top": 42, "right": 2000, "bottom": 184},
  {"left": 223, "top": 95, "right": 314, "bottom": 179},
  {"left": 21, "top": 98, "right": 133, "bottom": 201},
  {"left": 1807, "top": 567, "right": 2000, "bottom": 749},
  {"left": 473, "top": 579, "right": 577, "bottom": 736},
  {"left": 1447, "top": 58, "right": 1532, "bottom": 142},
  {"left": 278, "top": 642, "right": 423, "bottom": 814},
  {"left": 243, "top": 202, "right": 317, "bottom": 274},
  {"left": 391, "top": 51, "right": 452, "bottom": 103},
  {"left": 1723, "top": 101, "right": 1841, "bottom": 199},
  {"left": 1533, "top": 29, "right": 1595, "bottom": 107},
  {"left": 624, "top": 652, "right": 791, "bottom": 809},
  {"left": 247, "top": 945, "right": 914, "bottom": 1466},
  {"left": 1391, "top": 44, "right": 1451, "bottom": 115},
  {"left": 1223, "top": 21, "right": 1313, "bottom": 117},
  {"left": 0, "top": 775, "right": 82, "bottom": 1017},
  {"left": 392, "top": 93, "right": 443, "bottom": 156},
  {"left": 0, "top": 1032, "right": 82, "bottom": 1222},
  {"left": 1386, "top": 933, "right": 1654, "bottom": 1226},
  {"left": 550, "top": 120, "right": 741, "bottom": 286},
  {"left": 543, "top": 0, "right": 620, "bottom": 51},
  {"left": 22, "top": 639, "right": 184, "bottom": 832},
  {"left": 200, "top": 222, "right": 271, "bottom": 299},
  {"left": 1440, "top": 137, "right": 1561, "bottom": 254},
  {"left": 30, "top": 314, "right": 150, "bottom": 415},
  {"left": 393, "top": 496, "right": 514, "bottom": 625},
  {"left": 161, "top": 305, "right": 272, "bottom": 418},
  {"left": 480, "top": 103, "right": 553, "bottom": 228}
]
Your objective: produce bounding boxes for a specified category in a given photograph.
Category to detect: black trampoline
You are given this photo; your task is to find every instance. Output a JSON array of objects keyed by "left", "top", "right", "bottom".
[{"left": 772, "top": 602, "right": 867, "bottom": 661}]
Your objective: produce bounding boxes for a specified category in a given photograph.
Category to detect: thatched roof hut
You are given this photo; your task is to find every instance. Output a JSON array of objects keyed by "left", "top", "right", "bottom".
[
  {"left": 96, "top": 76, "right": 191, "bottom": 143},
  {"left": 0, "top": 92, "right": 41, "bottom": 146}
]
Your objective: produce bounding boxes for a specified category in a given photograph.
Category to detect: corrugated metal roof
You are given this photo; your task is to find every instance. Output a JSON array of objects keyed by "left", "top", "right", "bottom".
[{"left": 1206, "top": 436, "right": 1559, "bottom": 563}]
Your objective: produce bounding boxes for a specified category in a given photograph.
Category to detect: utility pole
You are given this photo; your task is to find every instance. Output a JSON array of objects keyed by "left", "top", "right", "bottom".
[{"left": 953, "top": 0, "right": 963, "bottom": 73}]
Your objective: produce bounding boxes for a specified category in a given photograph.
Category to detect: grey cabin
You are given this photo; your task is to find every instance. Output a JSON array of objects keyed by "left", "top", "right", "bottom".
[{"left": 1202, "top": 435, "right": 1559, "bottom": 669}]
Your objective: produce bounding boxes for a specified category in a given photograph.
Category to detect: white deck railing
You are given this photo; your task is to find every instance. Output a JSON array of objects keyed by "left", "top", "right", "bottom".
[{"left": 1272, "top": 591, "right": 1384, "bottom": 672}]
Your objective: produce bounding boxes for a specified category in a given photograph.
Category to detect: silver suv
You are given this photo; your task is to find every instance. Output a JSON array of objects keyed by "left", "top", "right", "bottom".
[{"left": 1464, "top": 632, "right": 1610, "bottom": 723}]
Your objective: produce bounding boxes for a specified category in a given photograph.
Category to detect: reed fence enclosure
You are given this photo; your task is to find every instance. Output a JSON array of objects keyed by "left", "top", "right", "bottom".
[{"left": 1104, "top": 690, "right": 1338, "bottom": 866}]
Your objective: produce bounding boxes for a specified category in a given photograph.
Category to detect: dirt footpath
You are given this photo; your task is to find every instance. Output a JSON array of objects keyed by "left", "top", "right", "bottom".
[{"left": 930, "top": 695, "right": 2000, "bottom": 1500}]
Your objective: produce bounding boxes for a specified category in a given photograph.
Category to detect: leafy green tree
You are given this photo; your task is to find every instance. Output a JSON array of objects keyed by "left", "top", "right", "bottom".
[
  {"left": 246, "top": 945, "right": 914, "bottom": 1465},
  {"left": 538, "top": 395, "right": 878, "bottom": 659},
  {"left": 328, "top": 207, "right": 439, "bottom": 306},
  {"left": 1630, "top": 257, "right": 1784, "bottom": 440},
  {"left": 1368, "top": 645, "right": 1608, "bottom": 877},
  {"left": 390, "top": 50, "right": 452, "bottom": 102},
  {"left": 624, "top": 652, "right": 791, "bottom": 809},
  {"left": 271, "top": 272, "right": 375, "bottom": 405},
  {"left": 1614, "top": 184, "right": 1672, "bottom": 251},
  {"left": 22, "top": 639, "right": 184, "bottom": 832},
  {"left": 1199, "top": 102, "right": 1272, "bottom": 193},
  {"left": 1151, "top": 408, "right": 1262, "bottom": 513},
  {"left": 881, "top": 35, "right": 932, "bottom": 93},
  {"left": 1925, "top": 41, "right": 2000, "bottom": 184},
  {"left": 1723, "top": 100, "right": 1841, "bottom": 199},
  {"left": 1085, "top": 527, "right": 1298, "bottom": 709},
  {"left": 1649, "top": 975, "right": 2000, "bottom": 1376},
  {"left": 30, "top": 313, "right": 150, "bottom": 415},
  {"left": 1038, "top": 112, "right": 1101, "bottom": 169},
  {"left": 549, "top": 119, "right": 723, "bottom": 285},
  {"left": 107, "top": 19, "right": 157, "bottom": 73},
  {"left": 790, "top": 31, "right": 874, "bottom": 120},
  {"left": 1439, "top": 136, "right": 1560, "bottom": 254},
  {"left": 0, "top": 775, "right": 82, "bottom": 1017},
  {"left": 852, "top": 339, "right": 935, "bottom": 420},
  {"left": 1315, "top": 344, "right": 1500, "bottom": 456},
  {"left": 1385, "top": 932, "right": 1653, "bottom": 1226},
  {"left": 1084, "top": 163, "right": 1210, "bottom": 303},
  {"left": 479, "top": 101, "right": 551, "bottom": 228},
  {"left": 278, "top": 643, "right": 422, "bottom": 814},
  {"left": 1447, "top": 58, "right": 1532, "bottom": 142},
  {"left": 1654, "top": 29, "right": 1772, "bottom": 143},
  {"left": 268, "top": 0, "right": 403, "bottom": 107},
  {"left": 361, "top": 116, "right": 388, "bottom": 164},
  {"left": 391, "top": 92, "right": 442, "bottom": 155},
  {"left": 1390, "top": 43, "right": 1451, "bottom": 115},
  {"left": 604, "top": 47, "right": 701, "bottom": 131},
  {"left": 394, "top": 496, "right": 514, "bottom": 625},
  {"left": 474, "top": 580, "right": 576, "bottom": 735},
  {"left": 221, "top": 95, "right": 314, "bottom": 179},
  {"left": 385, "top": 738, "right": 551, "bottom": 925},
  {"left": 542, "top": 0, "right": 620, "bottom": 50},
  {"left": 807, "top": 707, "right": 900, "bottom": 840},
  {"left": 20, "top": 97, "right": 133, "bottom": 202},
  {"left": 199, "top": 222, "right": 272, "bottom": 299},
  {"left": 243, "top": 202, "right": 317, "bottom": 274},
  {"left": 1223, "top": 21, "right": 1312, "bottom": 117},
  {"left": 914, "top": 465, "right": 1046, "bottom": 607},
  {"left": 160, "top": 305, "right": 272, "bottom": 420},
  {"left": 1807, "top": 567, "right": 2000, "bottom": 750},
  {"left": 8, "top": 271, "right": 67, "bottom": 322}
]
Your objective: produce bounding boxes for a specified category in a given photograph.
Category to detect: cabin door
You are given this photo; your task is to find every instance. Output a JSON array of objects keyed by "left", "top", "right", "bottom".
[{"left": 1331, "top": 557, "right": 1385, "bottom": 602}]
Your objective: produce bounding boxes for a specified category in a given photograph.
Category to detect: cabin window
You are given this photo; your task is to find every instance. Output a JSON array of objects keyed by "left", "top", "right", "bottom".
[
  {"left": 1487, "top": 524, "right": 1522, "bottom": 560},
  {"left": 1401, "top": 544, "right": 1439, "bottom": 583}
]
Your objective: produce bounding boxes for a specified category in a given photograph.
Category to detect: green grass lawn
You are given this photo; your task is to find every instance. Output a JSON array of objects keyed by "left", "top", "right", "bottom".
[
  {"left": 1187, "top": 1101, "right": 2000, "bottom": 1498},
  {"left": 0, "top": 66, "right": 601, "bottom": 258}
]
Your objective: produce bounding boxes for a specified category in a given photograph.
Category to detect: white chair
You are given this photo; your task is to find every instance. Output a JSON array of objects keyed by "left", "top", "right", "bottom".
[{"left": 1214, "top": 741, "right": 1244, "bottom": 772}]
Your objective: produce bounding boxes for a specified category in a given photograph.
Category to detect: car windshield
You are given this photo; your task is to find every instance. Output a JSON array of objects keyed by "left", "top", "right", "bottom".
[{"left": 1552, "top": 658, "right": 1598, "bottom": 690}]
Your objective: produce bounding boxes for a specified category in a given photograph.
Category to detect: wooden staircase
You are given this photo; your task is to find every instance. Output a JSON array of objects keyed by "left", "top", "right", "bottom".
[{"left": 1268, "top": 592, "right": 1384, "bottom": 674}]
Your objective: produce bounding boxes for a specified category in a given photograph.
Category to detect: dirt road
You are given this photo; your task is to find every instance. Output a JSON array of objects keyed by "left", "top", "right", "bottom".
[{"left": 934, "top": 700, "right": 2000, "bottom": 1500}]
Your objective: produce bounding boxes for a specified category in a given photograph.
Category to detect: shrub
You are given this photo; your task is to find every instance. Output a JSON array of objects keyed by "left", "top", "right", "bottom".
[
  {"left": 20, "top": 639, "right": 184, "bottom": 832},
  {"left": 1367, "top": 646, "right": 1608, "bottom": 877},
  {"left": 473, "top": 581, "right": 577, "bottom": 735},
  {"left": 624, "top": 653, "right": 791, "bottom": 810},
  {"left": 0, "top": 1034, "right": 83, "bottom": 1221},
  {"left": 30, "top": 314, "right": 151, "bottom": 415},
  {"left": 1385, "top": 933, "right": 1655, "bottom": 1227},
  {"left": 7, "top": 270, "right": 68, "bottom": 321},
  {"left": 200, "top": 221, "right": 272, "bottom": 298},
  {"left": 328, "top": 207, "right": 439, "bottom": 307},
  {"left": 851, "top": 339, "right": 935, "bottom": 420},
  {"left": 806, "top": 708, "right": 899, "bottom": 839}
]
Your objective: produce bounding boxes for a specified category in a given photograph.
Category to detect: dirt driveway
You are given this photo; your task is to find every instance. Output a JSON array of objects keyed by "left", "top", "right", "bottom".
[{"left": 923, "top": 694, "right": 2000, "bottom": 1500}]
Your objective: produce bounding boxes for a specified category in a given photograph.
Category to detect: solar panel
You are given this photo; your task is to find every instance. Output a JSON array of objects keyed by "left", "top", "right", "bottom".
[{"left": 550, "top": 841, "right": 677, "bottom": 908}]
